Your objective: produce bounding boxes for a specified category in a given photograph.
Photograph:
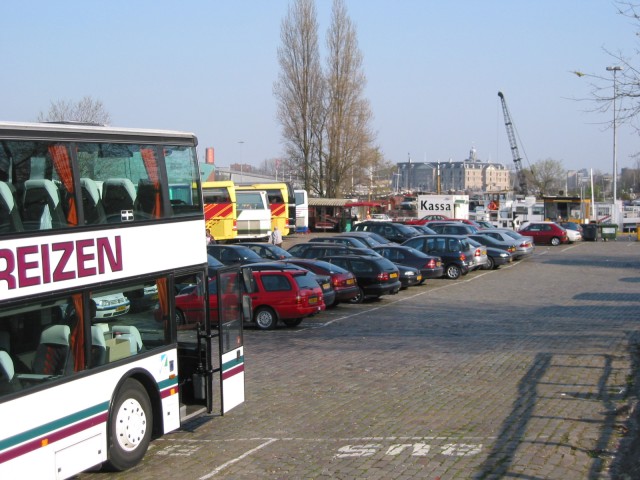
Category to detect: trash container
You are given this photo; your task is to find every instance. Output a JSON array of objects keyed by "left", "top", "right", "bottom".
[
  {"left": 599, "top": 224, "right": 618, "bottom": 241},
  {"left": 582, "top": 223, "right": 598, "bottom": 241}
]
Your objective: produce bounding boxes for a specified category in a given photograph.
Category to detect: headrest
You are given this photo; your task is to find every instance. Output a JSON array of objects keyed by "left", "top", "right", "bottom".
[
  {"left": 0, "top": 351, "right": 14, "bottom": 381},
  {"left": 25, "top": 179, "right": 60, "bottom": 207},
  {"left": 81, "top": 178, "right": 101, "bottom": 204},
  {"left": 40, "top": 324, "right": 70, "bottom": 346},
  {"left": 104, "top": 178, "right": 136, "bottom": 201},
  {"left": 0, "top": 182, "right": 14, "bottom": 210},
  {"left": 91, "top": 325, "right": 107, "bottom": 347}
]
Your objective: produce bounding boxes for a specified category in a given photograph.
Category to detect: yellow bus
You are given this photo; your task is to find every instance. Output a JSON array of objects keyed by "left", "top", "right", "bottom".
[
  {"left": 236, "top": 182, "right": 294, "bottom": 236},
  {"left": 202, "top": 181, "right": 237, "bottom": 242}
]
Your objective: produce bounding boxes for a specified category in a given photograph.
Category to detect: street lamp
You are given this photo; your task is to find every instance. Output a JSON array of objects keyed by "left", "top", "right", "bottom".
[
  {"left": 238, "top": 140, "right": 245, "bottom": 181},
  {"left": 606, "top": 65, "right": 622, "bottom": 202}
]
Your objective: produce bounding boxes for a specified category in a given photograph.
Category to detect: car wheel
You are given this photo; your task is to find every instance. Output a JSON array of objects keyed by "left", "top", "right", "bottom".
[
  {"left": 283, "top": 318, "right": 303, "bottom": 327},
  {"left": 105, "top": 379, "right": 153, "bottom": 471},
  {"left": 348, "top": 287, "right": 365, "bottom": 304},
  {"left": 485, "top": 257, "right": 495, "bottom": 270},
  {"left": 254, "top": 306, "right": 277, "bottom": 330},
  {"left": 175, "top": 309, "right": 186, "bottom": 325},
  {"left": 551, "top": 237, "right": 560, "bottom": 246},
  {"left": 445, "top": 264, "right": 461, "bottom": 280}
]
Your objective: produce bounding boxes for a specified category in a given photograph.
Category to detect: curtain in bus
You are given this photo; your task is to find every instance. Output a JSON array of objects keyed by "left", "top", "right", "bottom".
[
  {"left": 69, "top": 293, "right": 85, "bottom": 371},
  {"left": 156, "top": 278, "right": 170, "bottom": 340},
  {"left": 140, "top": 148, "right": 161, "bottom": 218},
  {"left": 48, "top": 145, "right": 78, "bottom": 226}
]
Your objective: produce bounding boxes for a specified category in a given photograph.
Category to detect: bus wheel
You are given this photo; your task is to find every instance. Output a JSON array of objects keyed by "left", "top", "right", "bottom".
[
  {"left": 106, "top": 378, "right": 153, "bottom": 471},
  {"left": 254, "top": 307, "right": 277, "bottom": 330},
  {"left": 283, "top": 318, "right": 303, "bottom": 327}
]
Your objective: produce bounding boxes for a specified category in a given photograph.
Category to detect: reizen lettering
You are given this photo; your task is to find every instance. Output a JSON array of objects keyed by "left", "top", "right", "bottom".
[{"left": 0, "top": 236, "right": 123, "bottom": 290}]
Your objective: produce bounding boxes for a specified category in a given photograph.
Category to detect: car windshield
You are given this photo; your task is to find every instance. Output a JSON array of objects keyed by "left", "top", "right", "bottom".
[
  {"left": 270, "top": 245, "right": 293, "bottom": 257},
  {"left": 366, "top": 232, "right": 391, "bottom": 244},
  {"left": 294, "top": 272, "right": 319, "bottom": 289},
  {"left": 307, "top": 259, "right": 349, "bottom": 274},
  {"left": 501, "top": 230, "right": 521, "bottom": 240},
  {"left": 396, "top": 224, "right": 417, "bottom": 234}
]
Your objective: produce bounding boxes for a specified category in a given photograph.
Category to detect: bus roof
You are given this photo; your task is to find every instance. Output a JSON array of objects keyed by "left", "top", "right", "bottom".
[{"left": 0, "top": 121, "right": 197, "bottom": 145}]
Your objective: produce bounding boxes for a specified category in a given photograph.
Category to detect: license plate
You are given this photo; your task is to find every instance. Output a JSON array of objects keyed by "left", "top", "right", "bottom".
[
  {"left": 390, "top": 273, "right": 398, "bottom": 278},
  {"left": 437, "top": 261, "right": 442, "bottom": 267},
  {"left": 116, "top": 305, "right": 127, "bottom": 312},
  {"left": 416, "top": 275, "right": 422, "bottom": 282},
  {"left": 322, "top": 282, "right": 330, "bottom": 290},
  {"left": 346, "top": 278, "right": 355, "bottom": 285},
  {"left": 309, "top": 296, "right": 318, "bottom": 304}
]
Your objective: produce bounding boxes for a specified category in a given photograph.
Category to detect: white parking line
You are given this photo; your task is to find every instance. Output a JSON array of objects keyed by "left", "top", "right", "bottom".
[{"left": 198, "top": 438, "right": 278, "bottom": 480}]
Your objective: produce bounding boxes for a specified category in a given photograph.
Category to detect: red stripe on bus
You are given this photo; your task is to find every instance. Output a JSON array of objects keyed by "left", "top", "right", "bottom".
[
  {"left": 270, "top": 204, "right": 285, "bottom": 216},
  {"left": 0, "top": 412, "right": 108, "bottom": 464},
  {"left": 222, "top": 363, "right": 245, "bottom": 380},
  {"left": 204, "top": 203, "right": 233, "bottom": 219}
]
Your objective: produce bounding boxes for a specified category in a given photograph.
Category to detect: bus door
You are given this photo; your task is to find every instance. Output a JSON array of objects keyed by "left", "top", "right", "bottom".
[{"left": 176, "top": 265, "right": 249, "bottom": 417}]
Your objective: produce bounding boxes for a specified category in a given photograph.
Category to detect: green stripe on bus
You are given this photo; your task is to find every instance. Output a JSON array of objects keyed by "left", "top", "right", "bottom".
[{"left": 0, "top": 401, "right": 109, "bottom": 452}]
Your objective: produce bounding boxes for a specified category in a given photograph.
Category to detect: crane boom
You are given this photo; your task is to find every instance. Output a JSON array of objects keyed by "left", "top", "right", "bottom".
[{"left": 498, "top": 91, "right": 527, "bottom": 194}]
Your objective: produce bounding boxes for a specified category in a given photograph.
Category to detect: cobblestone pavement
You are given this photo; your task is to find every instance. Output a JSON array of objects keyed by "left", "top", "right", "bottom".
[{"left": 82, "top": 238, "right": 640, "bottom": 479}]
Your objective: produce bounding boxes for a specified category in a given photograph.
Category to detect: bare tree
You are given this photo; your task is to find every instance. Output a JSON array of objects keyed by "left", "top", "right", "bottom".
[
  {"left": 323, "top": 0, "right": 376, "bottom": 197},
  {"left": 38, "top": 96, "right": 111, "bottom": 125},
  {"left": 529, "top": 158, "right": 566, "bottom": 196},
  {"left": 274, "top": 0, "right": 324, "bottom": 194}
]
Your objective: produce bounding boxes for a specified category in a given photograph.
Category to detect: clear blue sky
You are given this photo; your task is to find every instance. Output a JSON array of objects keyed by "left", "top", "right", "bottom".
[{"left": 2, "top": 1, "right": 637, "bottom": 174}]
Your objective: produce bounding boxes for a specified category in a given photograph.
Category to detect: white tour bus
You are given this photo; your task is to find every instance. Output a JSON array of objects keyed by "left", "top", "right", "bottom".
[
  {"left": 294, "top": 189, "right": 309, "bottom": 233},
  {"left": 0, "top": 122, "right": 247, "bottom": 479}
]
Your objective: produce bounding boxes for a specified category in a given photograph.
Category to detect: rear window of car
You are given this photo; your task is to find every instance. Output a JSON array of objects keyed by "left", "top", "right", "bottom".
[
  {"left": 261, "top": 274, "right": 292, "bottom": 292},
  {"left": 293, "top": 272, "right": 319, "bottom": 289}
]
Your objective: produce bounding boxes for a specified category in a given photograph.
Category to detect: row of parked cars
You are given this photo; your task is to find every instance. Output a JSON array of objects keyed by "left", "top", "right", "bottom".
[{"left": 175, "top": 218, "right": 576, "bottom": 331}]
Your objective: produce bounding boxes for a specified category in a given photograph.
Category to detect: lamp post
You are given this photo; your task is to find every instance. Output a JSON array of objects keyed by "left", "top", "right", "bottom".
[{"left": 606, "top": 65, "right": 622, "bottom": 202}]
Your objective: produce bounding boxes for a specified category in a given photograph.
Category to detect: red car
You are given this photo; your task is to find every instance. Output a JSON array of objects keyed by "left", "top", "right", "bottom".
[
  {"left": 248, "top": 269, "right": 325, "bottom": 330},
  {"left": 174, "top": 275, "right": 240, "bottom": 327},
  {"left": 403, "top": 214, "right": 451, "bottom": 226},
  {"left": 518, "top": 222, "right": 569, "bottom": 246}
]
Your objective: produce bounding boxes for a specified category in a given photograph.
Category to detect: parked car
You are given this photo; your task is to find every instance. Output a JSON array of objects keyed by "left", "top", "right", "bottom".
[
  {"left": 403, "top": 214, "right": 451, "bottom": 226},
  {"left": 401, "top": 235, "right": 473, "bottom": 279},
  {"left": 93, "top": 293, "right": 130, "bottom": 320},
  {"left": 352, "top": 221, "right": 420, "bottom": 243},
  {"left": 518, "top": 222, "right": 569, "bottom": 246},
  {"left": 287, "top": 242, "right": 379, "bottom": 259},
  {"left": 467, "top": 238, "right": 511, "bottom": 270},
  {"left": 465, "top": 238, "right": 489, "bottom": 270},
  {"left": 241, "top": 242, "right": 293, "bottom": 260},
  {"left": 475, "top": 229, "right": 534, "bottom": 260},
  {"left": 174, "top": 276, "right": 240, "bottom": 327},
  {"left": 474, "top": 220, "right": 495, "bottom": 229},
  {"left": 396, "top": 264, "right": 422, "bottom": 289},
  {"left": 308, "top": 236, "right": 369, "bottom": 248},
  {"left": 372, "top": 244, "right": 443, "bottom": 282},
  {"left": 125, "top": 283, "right": 159, "bottom": 312},
  {"left": 367, "top": 213, "right": 392, "bottom": 221},
  {"left": 468, "top": 234, "right": 517, "bottom": 255},
  {"left": 559, "top": 222, "right": 583, "bottom": 243},
  {"left": 337, "top": 231, "right": 393, "bottom": 247},
  {"left": 207, "top": 244, "right": 264, "bottom": 265},
  {"left": 282, "top": 258, "right": 359, "bottom": 305},
  {"left": 246, "top": 266, "right": 326, "bottom": 329},
  {"left": 407, "top": 224, "right": 437, "bottom": 235},
  {"left": 247, "top": 261, "right": 335, "bottom": 309},
  {"left": 427, "top": 222, "right": 479, "bottom": 236},
  {"left": 322, "top": 255, "right": 402, "bottom": 303}
]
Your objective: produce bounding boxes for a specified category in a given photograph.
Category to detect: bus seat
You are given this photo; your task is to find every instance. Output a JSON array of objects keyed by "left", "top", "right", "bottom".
[
  {"left": 0, "top": 181, "right": 24, "bottom": 233},
  {"left": 22, "top": 179, "right": 66, "bottom": 230},
  {"left": 0, "top": 351, "right": 14, "bottom": 382},
  {"left": 90, "top": 325, "right": 107, "bottom": 366},
  {"left": 81, "top": 178, "right": 107, "bottom": 224},
  {"left": 102, "top": 178, "right": 136, "bottom": 222},
  {"left": 111, "top": 325, "right": 143, "bottom": 355},
  {"left": 32, "top": 324, "right": 73, "bottom": 376},
  {"left": 134, "top": 179, "right": 162, "bottom": 218}
]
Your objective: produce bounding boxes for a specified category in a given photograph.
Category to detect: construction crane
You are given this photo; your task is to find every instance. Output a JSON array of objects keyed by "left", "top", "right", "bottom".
[{"left": 498, "top": 91, "right": 527, "bottom": 195}]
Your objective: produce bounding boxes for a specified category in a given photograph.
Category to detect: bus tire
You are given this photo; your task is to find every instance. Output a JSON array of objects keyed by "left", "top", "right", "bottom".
[
  {"left": 254, "top": 306, "right": 277, "bottom": 330},
  {"left": 106, "top": 378, "right": 153, "bottom": 471}
]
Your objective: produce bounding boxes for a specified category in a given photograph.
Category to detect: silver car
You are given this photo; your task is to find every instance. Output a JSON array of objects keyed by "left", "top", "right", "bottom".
[
  {"left": 476, "top": 229, "right": 534, "bottom": 260},
  {"left": 466, "top": 238, "right": 489, "bottom": 270}
]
